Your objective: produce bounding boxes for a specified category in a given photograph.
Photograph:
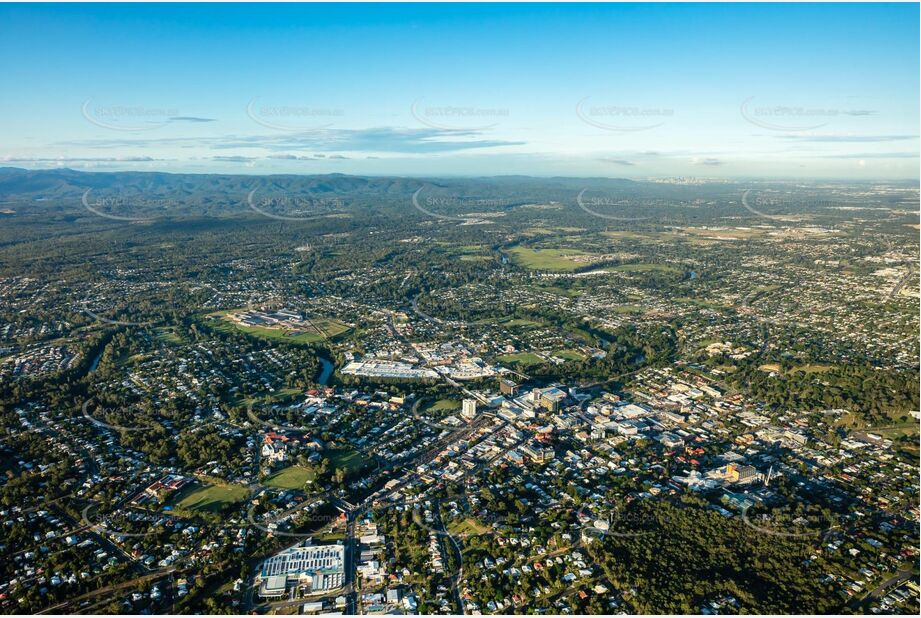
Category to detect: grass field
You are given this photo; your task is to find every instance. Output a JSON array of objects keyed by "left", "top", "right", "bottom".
[
  {"left": 439, "top": 243, "right": 492, "bottom": 262},
  {"left": 155, "top": 327, "right": 184, "bottom": 344},
  {"left": 553, "top": 348, "right": 587, "bottom": 361},
  {"left": 470, "top": 315, "right": 546, "bottom": 328},
  {"left": 759, "top": 363, "right": 835, "bottom": 375},
  {"left": 507, "top": 246, "right": 593, "bottom": 271},
  {"left": 312, "top": 531, "right": 347, "bottom": 543},
  {"left": 326, "top": 448, "right": 370, "bottom": 476},
  {"left": 209, "top": 310, "right": 350, "bottom": 344},
  {"left": 791, "top": 363, "right": 835, "bottom": 374},
  {"left": 521, "top": 224, "right": 585, "bottom": 238},
  {"left": 833, "top": 409, "right": 919, "bottom": 456},
  {"left": 602, "top": 230, "right": 657, "bottom": 241},
  {"left": 264, "top": 449, "right": 370, "bottom": 487},
  {"left": 682, "top": 227, "right": 766, "bottom": 241},
  {"left": 496, "top": 352, "right": 545, "bottom": 367},
  {"left": 503, "top": 318, "right": 543, "bottom": 327},
  {"left": 611, "top": 304, "right": 644, "bottom": 314},
  {"left": 167, "top": 482, "right": 249, "bottom": 513},
  {"left": 870, "top": 423, "right": 919, "bottom": 440},
  {"left": 426, "top": 399, "right": 461, "bottom": 413},
  {"left": 612, "top": 263, "right": 681, "bottom": 274},
  {"left": 533, "top": 284, "right": 585, "bottom": 298},
  {"left": 264, "top": 465, "right": 316, "bottom": 489},
  {"left": 448, "top": 517, "right": 493, "bottom": 536},
  {"left": 235, "top": 386, "right": 304, "bottom": 408}
]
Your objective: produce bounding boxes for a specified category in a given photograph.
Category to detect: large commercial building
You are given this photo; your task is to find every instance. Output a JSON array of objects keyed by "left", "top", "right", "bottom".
[
  {"left": 521, "top": 440, "right": 555, "bottom": 463},
  {"left": 499, "top": 378, "right": 520, "bottom": 396},
  {"left": 726, "top": 463, "right": 758, "bottom": 484},
  {"left": 538, "top": 386, "right": 567, "bottom": 412},
  {"left": 258, "top": 540, "right": 346, "bottom": 598},
  {"left": 461, "top": 399, "right": 478, "bottom": 419},
  {"left": 341, "top": 360, "right": 438, "bottom": 380}
]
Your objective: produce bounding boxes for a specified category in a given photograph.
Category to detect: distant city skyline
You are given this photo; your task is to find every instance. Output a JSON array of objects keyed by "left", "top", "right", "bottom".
[{"left": 1, "top": 2, "right": 918, "bottom": 178}]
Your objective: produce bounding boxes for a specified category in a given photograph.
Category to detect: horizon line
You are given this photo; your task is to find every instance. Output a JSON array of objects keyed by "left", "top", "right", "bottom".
[{"left": 3, "top": 166, "right": 919, "bottom": 184}]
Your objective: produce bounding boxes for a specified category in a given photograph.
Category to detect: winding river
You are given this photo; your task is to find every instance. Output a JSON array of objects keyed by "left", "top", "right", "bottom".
[{"left": 317, "top": 357, "right": 334, "bottom": 385}]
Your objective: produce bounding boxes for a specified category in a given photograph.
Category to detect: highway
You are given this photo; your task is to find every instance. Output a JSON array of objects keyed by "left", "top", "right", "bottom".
[{"left": 890, "top": 268, "right": 917, "bottom": 298}]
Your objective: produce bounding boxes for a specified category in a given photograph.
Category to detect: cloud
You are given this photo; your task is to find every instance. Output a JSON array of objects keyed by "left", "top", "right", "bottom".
[
  {"left": 263, "top": 153, "right": 350, "bottom": 160},
  {"left": 0, "top": 156, "right": 168, "bottom": 162},
  {"left": 210, "top": 155, "right": 257, "bottom": 162},
  {"left": 266, "top": 153, "right": 318, "bottom": 160},
  {"left": 58, "top": 126, "right": 523, "bottom": 155},
  {"left": 817, "top": 152, "right": 920, "bottom": 159},
  {"left": 776, "top": 134, "right": 918, "bottom": 143},
  {"left": 598, "top": 158, "right": 635, "bottom": 166},
  {"left": 169, "top": 116, "right": 217, "bottom": 123},
  {"left": 692, "top": 157, "right": 724, "bottom": 166}
]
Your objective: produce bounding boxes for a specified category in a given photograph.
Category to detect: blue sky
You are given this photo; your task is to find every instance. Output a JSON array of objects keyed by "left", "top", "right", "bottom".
[{"left": 0, "top": 2, "right": 918, "bottom": 178}]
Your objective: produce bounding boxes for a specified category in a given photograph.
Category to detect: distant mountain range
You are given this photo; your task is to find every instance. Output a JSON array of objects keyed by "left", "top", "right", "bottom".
[
  {"left": 0, "top": 167, "right": 430, "bottom": 200},
  {"left": 0, "top": 167, "right": 662, "bottom": 222},
  {"left": 0, "top": 167, "right": 653, "bottom": 198}
]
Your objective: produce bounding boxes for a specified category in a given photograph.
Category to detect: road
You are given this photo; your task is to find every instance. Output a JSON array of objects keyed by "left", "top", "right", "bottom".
[
  {"left": 430, "top": 498, "right": 466, "bottom": 614},
  {"left": 890, "top": 268, "right": 917, "bottom": 298},
  {"left": 244, "top": 304, "right": 526, "bottom": 614},
  {"left": 852, "top": 569, "right": 916, "bottom": 610},
  {"left": 345, "top": 508, "right": 359, "bottom": 615},
  {"left": 36, "top": 568, "right": 177, "bottom": 615},
  {"left": 410, "top": 294, "right": 445, "bottom": 326}
]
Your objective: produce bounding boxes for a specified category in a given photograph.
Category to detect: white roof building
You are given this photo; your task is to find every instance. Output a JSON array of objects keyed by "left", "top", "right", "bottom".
[{"left": 258, "top": 540, "right": 345, "bottom": 596}]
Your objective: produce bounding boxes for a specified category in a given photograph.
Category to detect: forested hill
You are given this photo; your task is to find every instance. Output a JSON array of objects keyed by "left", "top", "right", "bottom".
[
  {"left": 0, "top": 167, "right": 646, "bottom": 200},
  {"left": 1, "top": 167, "right": 913, "bottom": 229}
]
